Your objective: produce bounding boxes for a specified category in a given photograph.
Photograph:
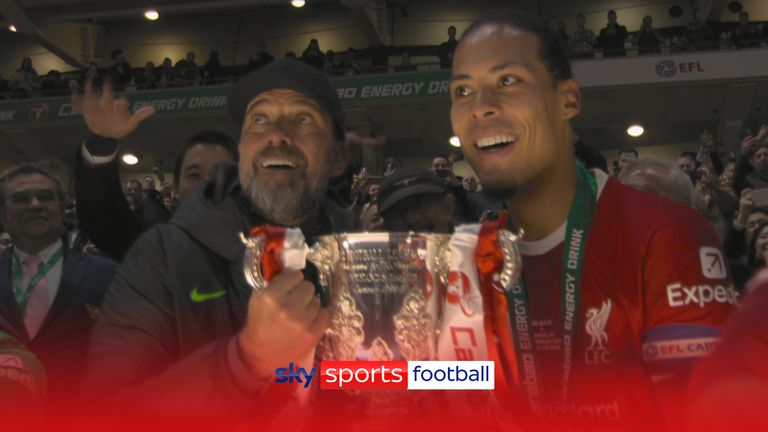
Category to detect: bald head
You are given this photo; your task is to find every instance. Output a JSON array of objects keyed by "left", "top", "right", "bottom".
[{"left": 618, "top": 157, "right": 693, "bottom": 205}]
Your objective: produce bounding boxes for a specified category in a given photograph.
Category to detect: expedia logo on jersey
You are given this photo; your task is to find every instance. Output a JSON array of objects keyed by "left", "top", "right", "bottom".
[
  {"left": 666, "top": 282, "right": 738, "bottom": 308},
  {"left": 584, "top": 299, "right": 613, "bottom": 365}
]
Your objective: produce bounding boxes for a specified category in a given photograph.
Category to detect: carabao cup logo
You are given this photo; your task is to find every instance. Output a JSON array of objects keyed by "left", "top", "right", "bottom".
[
  {"left": 655, "top": 59, "right": 677, "bottom": 78},
  {"left": 446, "top": 271, "right": 477, "bottom": 317}
]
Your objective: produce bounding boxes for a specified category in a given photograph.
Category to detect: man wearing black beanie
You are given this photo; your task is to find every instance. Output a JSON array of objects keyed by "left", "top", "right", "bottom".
[{"left": 79, "top": 59, "right": 357, "bottom": 428}]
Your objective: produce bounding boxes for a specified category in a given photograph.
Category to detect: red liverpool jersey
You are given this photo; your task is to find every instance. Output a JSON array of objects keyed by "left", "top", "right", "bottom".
[{"left": 506, "top": 170, "right": 737, "bottom": 430}]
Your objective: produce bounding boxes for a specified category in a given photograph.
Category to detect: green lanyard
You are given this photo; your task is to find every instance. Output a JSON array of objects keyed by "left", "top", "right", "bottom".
[
  {"left": 506, "top": 162, "right": 597, "bottom": 414},
  {"left": 11, "top": 246, "right": 64, "bottom": 314}
]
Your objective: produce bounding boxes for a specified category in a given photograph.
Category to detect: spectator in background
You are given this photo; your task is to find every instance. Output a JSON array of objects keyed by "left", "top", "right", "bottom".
[
  {"left": 696, "top": 129, "right": 732, "bottom": 175},
  {"left": 634, "top": 15, "right": 664, "bottom": 55},
  {"left": 555, "top": 21, "right": 568, "bottom": 49},
  {"left": 734, "top": 128, "right": 768, "bottom": 195},
  {"left": 724, "top": 187, "right": 768, "bottom": 290},
  {"left": 569, "top": 13, "right": 596, "bottom": 58},
  {"left": 40, "top": 70, "right": 68, "bottom": 97},
  {"left": 721, "top": 161, "right": 736, "bottom": 188},
  {"left": 359, "top": 183, "right": 383, "bottom": 231},
  {"left": 135, "top": 62, "right": 158, "bottom": 90},
  {"left": 0, "top": 74, "right": 9, "bottom": 99},
  {"left": 378, "top": 167, "right": 455, "bottom": 233},
  {"left": 301, "top": 38, "right": 326, "bottom": 70},
  {"left": 462, "top": 175, "right": 478, "bottom": 193},
  {"left": 156, "top": 57, "right": 173, "bottom": 88},
  {"left": 323, "top": 50, "right": 337, "bottom": 75},
  {"left": 693, "top": 163, "right": 738, "bottom": 240},
  {"left": 437, "top": 25, "right": 459, "bottom": 69},
  {"left": 613, "top": 147, "right": 638, "bottom": 177},
  {"left": 336, "top": 48, "right": 361, "bottom": 76},
  {"left": 747, "top": 221, "right": 768, "bottom": 273},
  {"left": 597, "top": 10, "right": 629, "bottom": 57},
  {"left": 733, "top": 11, "right": 761, "bottom": 48},
  {"left": 122, "top": 179, "right": 143, "bottom": 212},
  {"left": 202, "top": 50, "right": 223, "bottom": 84},
  {"left": 246, "top": 41, "right": 274, "bottom": 72},
  {"left": 0, "top": 164, "right": 118, "bottom": 416},
  {"left": 677, "top": 151, "right": 697, "bottom": 181},
  {"left": 383, "top": 157, "right": 402, "bottom": 177},
  {"left": 107, "top": 49, "right": 132, "bottom": 91},
  {"left": 394, "top": 52, "right": 417, "bottom": 72},
  {"left": 619, "top": 157, "right": 694, "bottom": 205},
  {"left": 431, "top": 154, "right": 473, "bottom": 223},
  {"left": 9, "top": 57, "right": 40, "bottom": 98},
  {"left": 174, "top": 51, "right": 199, "bottom": 86},
  {"left": 72, "top": 80, "right": 238, "bottom": 260}
]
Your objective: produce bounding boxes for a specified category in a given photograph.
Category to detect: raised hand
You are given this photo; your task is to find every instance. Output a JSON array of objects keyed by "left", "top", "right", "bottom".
[{"left": 72, "top": 79, "right": 156, "bottom": 139}]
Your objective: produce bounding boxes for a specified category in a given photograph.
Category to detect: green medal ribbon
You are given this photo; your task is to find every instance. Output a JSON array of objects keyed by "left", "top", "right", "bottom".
[
  {"left": 12, "top": 245, "right": 64, "bottom": 315},
  {"left": 506, "top": 162, "right": 597, "bottom": 414}
]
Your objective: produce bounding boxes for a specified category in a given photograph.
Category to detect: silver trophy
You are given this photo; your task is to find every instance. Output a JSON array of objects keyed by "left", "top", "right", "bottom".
[{"left": 242, "top": 228, "right": 523, "bottom": 362}]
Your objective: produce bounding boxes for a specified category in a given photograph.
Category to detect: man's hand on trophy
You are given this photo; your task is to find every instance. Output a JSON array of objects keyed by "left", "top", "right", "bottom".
[{"left": 237, "top": 269, "right": 330, "bottom": 381}]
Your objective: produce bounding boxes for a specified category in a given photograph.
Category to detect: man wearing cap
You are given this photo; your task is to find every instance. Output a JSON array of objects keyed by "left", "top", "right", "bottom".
[
  {"left": 79, "top": 59, "right": 356, "bottom": 427},
  {"left": 377, "top": 166, "right": 455, "bottom": 233}
]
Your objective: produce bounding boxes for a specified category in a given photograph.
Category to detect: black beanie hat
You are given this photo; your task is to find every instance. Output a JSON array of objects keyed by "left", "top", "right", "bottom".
[{"left": 227, "top": 59, "right": 345, "bottom": 141}]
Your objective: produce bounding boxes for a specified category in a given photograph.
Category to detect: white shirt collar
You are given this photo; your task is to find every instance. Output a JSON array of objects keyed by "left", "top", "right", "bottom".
[
  {"left": 14, "top": 239, "right": 64, "bottom": 263},
  {"left": 518, "top": 169, "right": 609, "bottom": 256}
]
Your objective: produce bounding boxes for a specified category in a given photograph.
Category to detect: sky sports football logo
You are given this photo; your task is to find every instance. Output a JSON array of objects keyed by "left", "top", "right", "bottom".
[{"left": 275, "top": 360, "right": 494, "bottom": 390}]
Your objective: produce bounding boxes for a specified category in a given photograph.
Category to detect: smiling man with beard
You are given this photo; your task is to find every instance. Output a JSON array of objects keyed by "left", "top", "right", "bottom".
[{"left": 79, "top": 59, "right": 356, "bottom": 429}]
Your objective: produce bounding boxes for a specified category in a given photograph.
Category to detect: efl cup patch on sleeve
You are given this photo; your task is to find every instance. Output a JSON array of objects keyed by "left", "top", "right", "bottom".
[{"left": 641, "top": 324, "right": 720, "bottom": 379}]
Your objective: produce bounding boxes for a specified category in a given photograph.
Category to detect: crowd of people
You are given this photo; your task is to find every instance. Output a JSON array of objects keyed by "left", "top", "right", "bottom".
[
  {"left": 1, "top": 9, "right": 768, "bottom": 432},
  {"left": 1, "top": 10, "right": 767, "bottom": 100}
]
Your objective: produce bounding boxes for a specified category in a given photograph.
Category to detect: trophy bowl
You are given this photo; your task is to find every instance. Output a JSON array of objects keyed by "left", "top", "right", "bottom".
[{"left": 308, "top": 232, "right": 451, "bottom": 362}]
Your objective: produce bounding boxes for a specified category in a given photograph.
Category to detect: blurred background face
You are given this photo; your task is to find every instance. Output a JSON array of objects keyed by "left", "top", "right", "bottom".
[
  {"left": 752, "top": 147, "right": 768, "bottom": 172},
  {"left": 677, "top": 156, "right": 695, "bottom": 174},
  {"left": 754, "top": 225, "right": 768, "bottom": 262},
  {"left": 747, "top": 212, "right": 768, "bottom": 242},
  {"left": 1, "top": 173, "right": 64, "bottom": 247},
  {"left": 432, "top": 157, "right": 450, "bottom": 172},
  {"left": 175, "top": 143, "right": 235, "bottom": 203},
  {"left": 608, "top": 12, "right": 617, "bottom": 23}
]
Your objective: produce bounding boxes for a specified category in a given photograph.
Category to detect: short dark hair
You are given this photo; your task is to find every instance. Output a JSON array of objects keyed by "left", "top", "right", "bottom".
[
  {"left": 608, "top": 9, "right": 617, "bottom": 16},
  {"left": 680, "top": 151, "right": 697, "bottom": 161},
  {"left": 110, "top": 49, "right": 124, "bottom": 61},
  {"left": 462, "top": 13, "right": 572, "bottom": 83},
  {"left": 173, "top": 130, "right": 238, "bottom": 189},
  {"left": 748, "top": 220, "right": 768, "bottom": 267},
  {"left": 0, "top": 164, "right": 67, "bottom": 217},
  {"left": 618, "top": 147, "right": 638, "bottom": 157}
]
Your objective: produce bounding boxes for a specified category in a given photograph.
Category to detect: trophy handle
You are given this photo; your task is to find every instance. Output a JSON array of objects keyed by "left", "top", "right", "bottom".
[
  {"left": 497, "top": 228, "right": 524, "bottom": 290},
  {"left": 307, "top": 236, "right": 338, "bottom": 297},
  {"left": 240, "top": 232, "right": 268, "bottom": 294}
]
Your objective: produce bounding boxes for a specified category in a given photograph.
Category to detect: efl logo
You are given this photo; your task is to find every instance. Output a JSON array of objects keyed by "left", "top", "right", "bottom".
[{"left": 318, "top": 360, "right": 494, "bottom": 391}]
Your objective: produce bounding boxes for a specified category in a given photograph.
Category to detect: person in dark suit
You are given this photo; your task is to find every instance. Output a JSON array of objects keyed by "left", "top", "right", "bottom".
[{"left": 0, "top": 163, "right": 117, "bottom": 418}]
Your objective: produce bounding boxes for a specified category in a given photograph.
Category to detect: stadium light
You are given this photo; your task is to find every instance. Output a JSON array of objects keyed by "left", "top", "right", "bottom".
[
  {"left": 449, "top": 136, "right": 461, "bottom": 147},
  {"left": 291, "top": 0, "right": 306, "bottom": 8},
  {"left": 9, "top": 24, "right": 17, "bottom": 32},
  {"left": 122, "top": 154, "right": 139, "bottom": 165},
  {"left": 144, "top": 9, "right": 160, "bottom": 21},
  {"left": 627, "top": 124, "right": 645, "bottom": 137}
]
